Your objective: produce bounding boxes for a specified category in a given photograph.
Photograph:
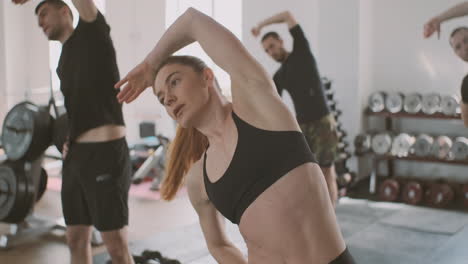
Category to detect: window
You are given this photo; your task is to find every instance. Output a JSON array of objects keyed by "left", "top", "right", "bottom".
[{"left": 165, "top": 0, "right": 242, "bottom": 97}]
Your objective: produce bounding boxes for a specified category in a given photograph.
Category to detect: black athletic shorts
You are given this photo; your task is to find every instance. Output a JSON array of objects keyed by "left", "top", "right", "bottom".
[
  {"left": 330, "top": 248, "right": 356, "bottom": 264},
  {"left": 62, "top": 137, "right": 132, "bottom": 231}
]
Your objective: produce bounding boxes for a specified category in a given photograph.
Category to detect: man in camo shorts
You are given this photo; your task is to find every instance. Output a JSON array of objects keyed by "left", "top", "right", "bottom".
[{"left": 252, "top": 11, "right": 339, "bottom": 206}]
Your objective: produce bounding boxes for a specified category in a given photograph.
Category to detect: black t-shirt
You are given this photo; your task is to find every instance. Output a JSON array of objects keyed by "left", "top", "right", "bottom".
[
  {"left": 273, "top": 24, "right": 330, "bottom": 124},
  {"left": 462, "top": 74, "right": 468, "bottom": 104},
  {"left": 57, "top": 12, "right": 124, "bottom": 141}
]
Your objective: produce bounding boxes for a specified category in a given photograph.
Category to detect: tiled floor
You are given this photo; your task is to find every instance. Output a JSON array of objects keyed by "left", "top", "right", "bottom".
[
  {"left": 2, "top": 187, "right": 468, "bottom": 264},
  {"left": 93, "top": 198, "right": 468, "bottom": 264},
  {"left": 0, "top": 187, "right": 198, "bottom": 264}
]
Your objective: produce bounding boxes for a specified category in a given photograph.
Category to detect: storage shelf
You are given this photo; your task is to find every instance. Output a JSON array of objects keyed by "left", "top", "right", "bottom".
[
  {"left": 374, "top": 154, "right": 468, "bottom": 166},
  {"left": 365, "top": 109, "right": 461, "bottom": 120}
]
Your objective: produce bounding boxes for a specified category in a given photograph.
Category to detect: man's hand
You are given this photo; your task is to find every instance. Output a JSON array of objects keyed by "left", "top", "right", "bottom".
[
  {"left": 11, "top": 0, "right": 30, "bottom": 5},
  {"left": 328, "top": 180, "right": 338, "bottom": 208},
  {"left": 424, "top": 17, "right": 442, "bottom": 39},
  {"left": 62, "top": 141, "right": 69, "bottom": 160},
  {"left": 115, "top": 61, "right": 157, "bottom": 104},
  {"left": 251, "top": 26, "right": 261, "bottom": 37}
]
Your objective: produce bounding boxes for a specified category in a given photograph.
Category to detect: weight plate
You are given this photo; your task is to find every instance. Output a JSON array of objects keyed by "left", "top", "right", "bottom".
[
  {"left": 0, "top": 165, "right": 17, "bottom": 220},
  {"left": 385, "top": 92, "right": 404, "bottom": 113},
  {"left": 371, "top": 133, "right": 392, "bottom": 155},
  {"left": 391, "top": 133, "right": 415, "bottom": 157},
  {"left": 425, "top": 183, "right": 454, "bottom": 208},
  {"left": 368, "top": 92, "right": 386, "bottom": 112},
  {"left": 401, "top": 181, "right": 423, "bottom": 205},
  {"left": 379, "top": 179, "right": 400, "bottom": 202},
  {"left": 451, "top": 137, "right": 468, "bottom": 160},
  {"left": 1, "top": 102, "right": 53, "bottom": 161},
  {"left": 431, "top": 136, "right": 453, "bottom": 160},
  {"left": 412, "top": 134, "right": 434, "bottom": 157},
  {"left": 403, "top": 93, "right": 422, "bottom": 114},
  {"left": 421, "top": 93, "right": 441, "bottom": 115},
  {"left": 440, "top": 94, "right": 460, "bottom": 116}
]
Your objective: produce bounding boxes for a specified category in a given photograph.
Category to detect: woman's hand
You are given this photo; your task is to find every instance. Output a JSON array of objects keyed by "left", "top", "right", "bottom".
[{"left": 115, "top": 61, "right": 157, "bottom": 103}]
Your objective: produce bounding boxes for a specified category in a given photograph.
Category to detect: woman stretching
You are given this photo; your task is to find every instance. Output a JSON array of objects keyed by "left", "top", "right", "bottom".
[{"left": 115, "top": 8, "right": 355, "bottom": 264}]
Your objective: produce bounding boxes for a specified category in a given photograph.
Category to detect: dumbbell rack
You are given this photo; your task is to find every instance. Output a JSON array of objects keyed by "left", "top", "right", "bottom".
[
  {"left": 361, "top": 108, "right": 468, "bottom": 209},
  {"left": 322, "top": 78, "right": 355, "bottom": 193}
]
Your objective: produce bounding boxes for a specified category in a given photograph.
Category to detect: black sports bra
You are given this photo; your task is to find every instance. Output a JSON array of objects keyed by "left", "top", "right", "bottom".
[{"left": 203, "top": 111, "right": 317, "bottom": 224}]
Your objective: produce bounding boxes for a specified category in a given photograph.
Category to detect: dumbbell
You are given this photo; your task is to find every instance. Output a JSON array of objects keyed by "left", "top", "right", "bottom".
[
  {"left": 337, "top": 171, "right": 355, "bottom": 188},
  {"left": 337, "top": 151, "right": 351, "bottom": 161},
  {"left": 322, "top": 79, "right": 332, "bottom": 90},
  {"left": 144, "top": 260, "right": 161, "bottom": 264},
  {"left": 336, "top": 123, "right": 345, "bottom": 132},
  {"left": 354, "top": 133, "right": 371, "bottom": 155},
  {"left": 425, "top": 183, "right": 454, "bottom": 208},
  {"left": 333, "top": 110, "right": 343, "bottom": 118},
  {"left": 337, "top": 130, "right": 347, "bottom": 139},
  {"left": 328, "top": 101, "right": 337, "bottom": 111},
  {"left": 378, "top": 179, "right": 400, "bottom": 202},
  {"left": 337, "top": 141, "right": 349, "bottom": 149},
  {"left": 401, "top": 181, "right": 424, "bottom": 205}
]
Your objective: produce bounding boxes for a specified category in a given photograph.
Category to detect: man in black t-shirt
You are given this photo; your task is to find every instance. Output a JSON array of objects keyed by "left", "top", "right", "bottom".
[
  {"left": 13, "top": 0, "right": 134, "bottom": 263},
  {"left": 252, "top": 11, "right": 339, "bottom": 207},
  {"left": 424, "top": 2, "right": 468, "bottom": 126}
]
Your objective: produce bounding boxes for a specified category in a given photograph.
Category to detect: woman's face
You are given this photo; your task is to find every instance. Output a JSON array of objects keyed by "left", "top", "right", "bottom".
[{"left": 153, "top": 63, "right": 211, "bottom": 128}]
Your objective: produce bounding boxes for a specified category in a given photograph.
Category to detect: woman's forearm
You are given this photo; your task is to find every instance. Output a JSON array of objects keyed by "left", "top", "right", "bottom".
[
  {"left": 144, "top": 9, "right": 196, "bottom": 70},
  {"left": 145, "top": 8, "right": 267, "bottom": 83},
  {"left": 210, "top": 243, "right": 247, "bottom": 264}
]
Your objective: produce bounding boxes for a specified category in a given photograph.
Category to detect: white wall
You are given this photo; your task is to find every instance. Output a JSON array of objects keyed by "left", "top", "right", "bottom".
[
  {"left": 316, "top": 0, "right": 360, "bottom": 171},
  {"left": 242, "top": 0, "right": 319, "bottom": 77},
  {"left": 107, "top": 0, "right": 174, "bottom": 142},
  {"left": 0, "top": 1, "right": 6, "bottom": 125},
  {"left": 3, "top": 2, "right": 50, "bottom": 109},
  {"left": 360, "top": 0, "right": 468, "bottom": 100}
]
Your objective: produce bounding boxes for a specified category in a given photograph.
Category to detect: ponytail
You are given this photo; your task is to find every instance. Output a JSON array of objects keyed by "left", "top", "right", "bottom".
[{"left": 161, "top": 126, "right": 208, "bottom": 200}]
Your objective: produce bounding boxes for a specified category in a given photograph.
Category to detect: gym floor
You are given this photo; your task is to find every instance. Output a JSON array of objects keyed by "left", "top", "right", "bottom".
[
  {"left": 0, "top": 186, "right": 199, "bottom": 264},
  {"left": 2, "top": 184, "right": 468, "bottom": 264}
]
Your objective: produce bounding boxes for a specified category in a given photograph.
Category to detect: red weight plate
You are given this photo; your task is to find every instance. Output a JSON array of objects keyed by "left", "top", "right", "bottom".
[
  {"left": 402, "top": 181, "right": 423, "bottom": 205},
  {"left": 379, "top": 179, "right": 400, "bottom": 202}
]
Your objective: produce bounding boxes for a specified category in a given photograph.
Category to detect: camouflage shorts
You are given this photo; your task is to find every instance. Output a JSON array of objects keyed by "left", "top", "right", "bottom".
[{"left": 300, "top": 114, "right": 339, "bottom": 167}]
